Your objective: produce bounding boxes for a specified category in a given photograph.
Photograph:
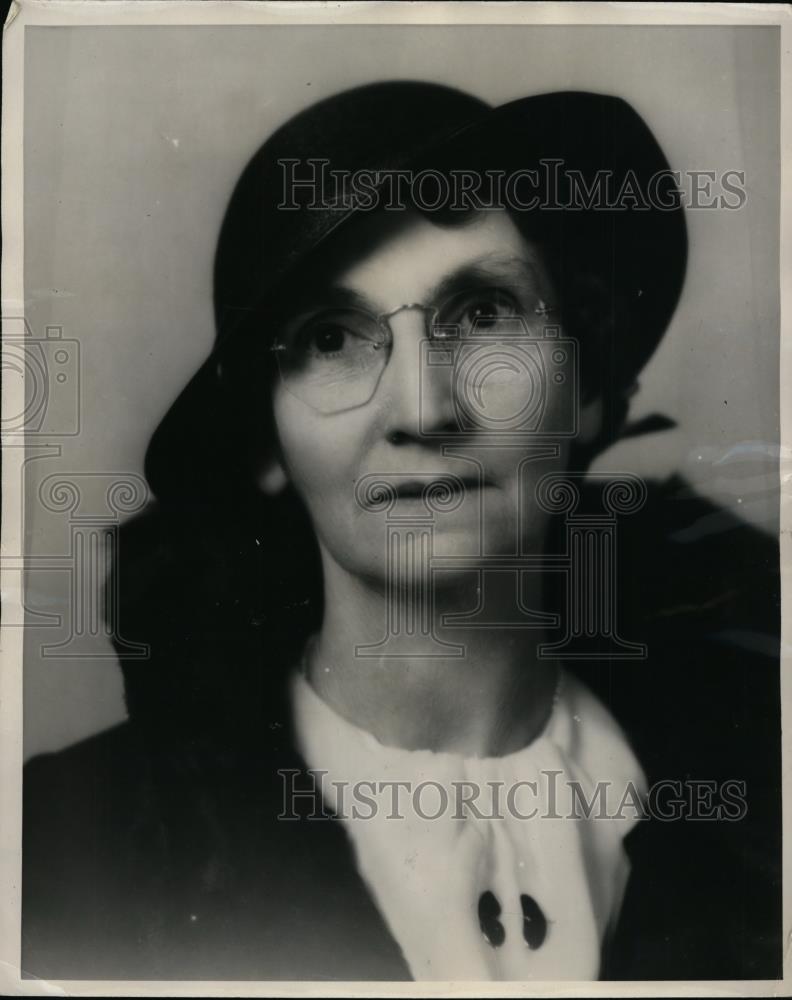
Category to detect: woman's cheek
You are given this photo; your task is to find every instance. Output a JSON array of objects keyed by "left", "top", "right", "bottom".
[{"left": 277, "top": 431, "right": 365, "bottom": 547}]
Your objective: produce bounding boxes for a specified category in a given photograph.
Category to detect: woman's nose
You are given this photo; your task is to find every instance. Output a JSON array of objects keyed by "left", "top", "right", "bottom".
[{"left": 378, "top": 308, "right": 457, "bottom": 441}]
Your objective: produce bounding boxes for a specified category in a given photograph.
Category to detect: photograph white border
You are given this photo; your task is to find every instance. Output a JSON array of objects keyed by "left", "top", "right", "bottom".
[{"left": 2, "top": 2, "right": 790, "bottom": 996}]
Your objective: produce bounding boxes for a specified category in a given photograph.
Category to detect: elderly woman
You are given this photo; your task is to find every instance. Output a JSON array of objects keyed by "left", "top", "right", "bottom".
[{"left": 23, "top": 82, "right": 780, "bottom": 982}]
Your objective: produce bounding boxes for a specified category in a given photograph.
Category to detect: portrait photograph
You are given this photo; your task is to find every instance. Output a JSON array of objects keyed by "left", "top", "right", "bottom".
[{"left": 1, "top": 2, "right": 789, "bottom": 995}]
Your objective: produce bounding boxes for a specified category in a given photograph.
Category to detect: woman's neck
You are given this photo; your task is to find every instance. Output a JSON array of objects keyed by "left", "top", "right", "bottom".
[{"left": 305, "top": 557, "right": 560, "bottom": 758}]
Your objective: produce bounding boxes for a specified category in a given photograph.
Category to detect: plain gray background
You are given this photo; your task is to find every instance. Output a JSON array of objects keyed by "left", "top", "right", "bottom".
[{"left": 22, "top": 25, "right": 780, "bottom": 759}]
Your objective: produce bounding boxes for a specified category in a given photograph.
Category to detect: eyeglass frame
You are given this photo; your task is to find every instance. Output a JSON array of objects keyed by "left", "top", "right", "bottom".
[{"left": 268, "top": 296, "right": 559, "bottom": 414}]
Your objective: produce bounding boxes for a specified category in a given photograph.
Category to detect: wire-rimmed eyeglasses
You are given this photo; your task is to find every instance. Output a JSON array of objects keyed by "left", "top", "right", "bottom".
[{"left": 270, "top": 285, "right": 558, "bottom": 414}]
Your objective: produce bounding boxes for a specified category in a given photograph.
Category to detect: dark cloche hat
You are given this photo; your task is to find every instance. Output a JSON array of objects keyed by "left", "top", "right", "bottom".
[{"left": 145, "top": 81, "right": 687, "bottom": 500}]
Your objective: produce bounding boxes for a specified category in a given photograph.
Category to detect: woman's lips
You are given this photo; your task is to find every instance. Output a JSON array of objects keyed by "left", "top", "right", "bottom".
[
  {"left": 394, "top": 477, "right": 487, "bottom": 499},
  {"left": 354, "top": 473, "right": 495, "bottom": 512}
]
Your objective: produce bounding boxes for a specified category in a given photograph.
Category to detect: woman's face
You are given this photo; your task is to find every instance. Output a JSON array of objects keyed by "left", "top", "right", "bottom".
[{"left": 264, "top": 208, "right": 600, "bottom": 584}]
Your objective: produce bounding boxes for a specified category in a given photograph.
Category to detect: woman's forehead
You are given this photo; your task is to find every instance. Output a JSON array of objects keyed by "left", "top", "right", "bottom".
[{"left": 302, "top": 208, "right": 545, "bottom": 311}]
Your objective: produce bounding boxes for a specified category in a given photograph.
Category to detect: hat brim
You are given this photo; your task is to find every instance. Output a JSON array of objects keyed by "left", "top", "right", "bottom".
[{"left": 145, "top": 88, "right": 686, "bottom": 500}]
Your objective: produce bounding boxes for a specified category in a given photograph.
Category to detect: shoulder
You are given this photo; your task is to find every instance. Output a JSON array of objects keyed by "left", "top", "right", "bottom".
[
  {"left": 22, "top": 721, "right": 407, "bottom": 980},
  {"left": 572, "top": 476, "right": 781, "bottom": 978},
  {"left": 572, "top": 473, "right": 780, "bottom": 769},
  {"left": 22, "top": 723, "right": 163, "bottom": 977},
  {"left": 24, "top": 722, "right": 151, "bottom": 855},
  {"left": 563, "top": 472, "right": 779, "bottom": 689},
  {"left": 24, "top": 722, "right": 145, "bottom": 848},
  {"left": 618, "top": 473, "right": 778, "bottom": 639},
  {"left": 25, "top": 719, "right": 142, "bottom": 788}
]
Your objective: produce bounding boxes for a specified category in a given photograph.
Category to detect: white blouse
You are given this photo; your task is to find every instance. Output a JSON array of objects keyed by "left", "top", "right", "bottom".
[{"left": 290, "top": 666, "right": 646, "bottom": 981}]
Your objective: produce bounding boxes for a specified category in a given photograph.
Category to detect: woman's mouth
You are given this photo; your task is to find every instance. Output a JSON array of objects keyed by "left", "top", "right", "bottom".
[
  {"left": 394, "top": 476, "right": 487, "bottom": 501},
  {"left": 354, "top": 472, "right": 494, "bottom": 513}
]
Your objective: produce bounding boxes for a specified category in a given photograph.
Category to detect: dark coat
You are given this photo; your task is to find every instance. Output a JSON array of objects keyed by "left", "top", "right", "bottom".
[{"left": 21, "top": 475, "right": 781, "bottom": 982}]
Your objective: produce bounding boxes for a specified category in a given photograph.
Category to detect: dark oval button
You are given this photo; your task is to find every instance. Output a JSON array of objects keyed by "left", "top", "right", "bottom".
[
  {"left": 520, "top": 893, "right": 547, "bottom": 949},
  {"left": 478, "top": 890, "right": 505, "bottom": 948}
]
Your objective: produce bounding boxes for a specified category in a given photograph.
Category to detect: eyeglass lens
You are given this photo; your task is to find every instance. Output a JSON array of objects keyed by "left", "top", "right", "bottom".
[{"left": 273, "top": 284, "right": 556, "bottom": 414}]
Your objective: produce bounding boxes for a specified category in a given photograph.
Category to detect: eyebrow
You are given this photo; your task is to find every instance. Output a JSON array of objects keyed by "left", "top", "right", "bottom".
[
  {"left": 296, "top": 252, "right": 546, "bottom": 317},
  {"left": 427, "top": 253, "right": 545, "bottom": 307}
]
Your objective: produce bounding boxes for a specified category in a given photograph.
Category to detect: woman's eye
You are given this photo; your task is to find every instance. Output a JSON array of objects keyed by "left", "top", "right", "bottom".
[
  {"left": 308, "top": 324, "right": 348, "bottom": 354},
  {"left": 465, "top": 298, "right": 509, "bottom": 322},
  {"left": 453, "top": 290, "right": 522, "bottom": 333}
]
